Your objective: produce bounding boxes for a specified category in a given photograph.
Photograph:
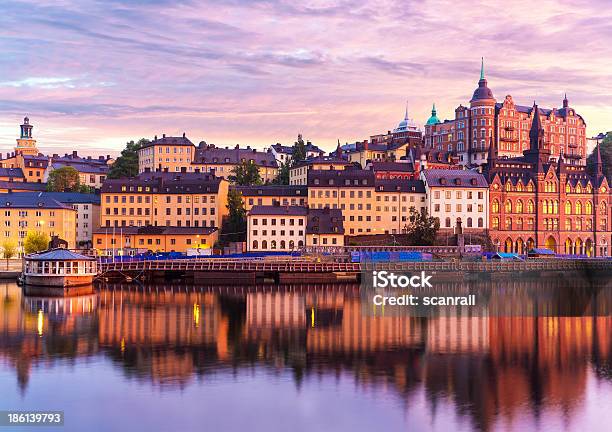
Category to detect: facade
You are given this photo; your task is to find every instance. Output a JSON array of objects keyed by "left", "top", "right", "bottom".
[
  {"left": 421, "top": 169, "right": 489, "bottom": 231},
  {"left": 307, "top": 169, "right": 427, "bottom": 236},
  {"left": 305, "top": 208, "right": 345, "bottom": 248},
  {"left": 138, "top": 135, "right": 278, "bottom": 182},
  {"left": 247, "top": 205, "right": 308, "bottom": 251},
  {"left": 50, "top": 151, "right": 112, "bottom": 188},
  {"left": 93, "top": 226, "right": 218, "bottom": 255},
  {"left": 289, "top": 156, "right": 353, "bottom": 185},
  {"left": 0, "top": 193, "right": 77, "bottom": 255},
  {"left": 235, "top": 185, "right": 308, "bottom": 211},
  {"left": 100, "top": 172, "right": 229, "bottom": 230},
  {"left": 486, "top": 105, "right": 610, "bottom": 256},
  {"left": 42, "top": 193, "right": 101, "bottom": 247},
  {"left": 424, "top": 60, "right": 587, "bottom": 167},
  {"left": 270, "top": 139, "right": 324, "bottom": 165},
  {"left": 366, "top": 161, "right": 416, "bottom": 180}
]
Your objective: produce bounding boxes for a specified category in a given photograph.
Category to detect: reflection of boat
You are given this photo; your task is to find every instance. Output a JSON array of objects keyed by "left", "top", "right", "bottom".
[
  {"left": 22, "top": 249, "right": 98, "bottom": 291},
  {"left": 22, "top": 292, "right": 98, "bottom": 316}
]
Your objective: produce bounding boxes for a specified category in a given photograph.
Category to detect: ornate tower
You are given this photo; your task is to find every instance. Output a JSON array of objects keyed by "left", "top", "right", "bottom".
[
  {"left": 15, "top": 116, "right": 39, "bottom": 156},
  {"left": 469, "top": 58, "right": 496, "bottom": 166}
]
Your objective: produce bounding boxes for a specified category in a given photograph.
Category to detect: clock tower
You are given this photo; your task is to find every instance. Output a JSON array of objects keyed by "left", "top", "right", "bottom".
[{"left": 15, "top": 116, "right": 39, "bottom": 156}]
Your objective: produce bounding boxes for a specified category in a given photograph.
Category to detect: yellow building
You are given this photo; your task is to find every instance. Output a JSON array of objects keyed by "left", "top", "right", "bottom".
[
  {"left": 93, "top": 226, "right": 218, "bottom": 255},
  {"left": 100, "top": 172, "right": 229, "bottom": 230},
  {"left": 289, "top": 156, "right": 353, "bottom": 185},
  {"left": 235, "top": 185, "right": 308, "bottom": 211},
  {"left": 138, "top": 136, "right": 278, "bottom": 182},
  {"left": 307, "top": 169, "right": 427, "bottom": 236},
  {"left": 0, "top": 193, "right": 77, "bottom": 255}
]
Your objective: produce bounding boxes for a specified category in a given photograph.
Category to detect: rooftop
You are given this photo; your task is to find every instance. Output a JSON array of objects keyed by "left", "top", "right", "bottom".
[
  {"left": 94, "top": 226, "right": 218, "bottom": 235},
  {"left": 140, "top": 135, "right": 195, "bottom": 149},
  {"left": 27, "top": 248, "right": 95, "bottom": 261},
  {"left": 193, "top": 144, "right": 278, "bottom": 167},
  {"left": 235, "top": 185, "right": 307, "bottom": 197},
  {"left": 0, "top": 192, "right": 74, "bottom": 210},
  {"left": 306, "top": 208, "right": 344, "bottom": 235},
  {"left": 248, "top": 205, "right": 309, "bottom": 216},
  {"left": 101, "top": 172, "right": 223, "bottom": 194},
  {"left": 422, "top": 169, "right": 488, "bottom": 188}
]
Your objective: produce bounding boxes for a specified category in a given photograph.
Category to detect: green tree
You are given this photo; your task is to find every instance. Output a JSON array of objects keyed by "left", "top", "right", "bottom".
[
  {"left": 221, "top": 188, "right": 247, "bottom": 243},
  {"left": 272, "top": 161, "right": 290, "bottom": 185},
  {"left": 1, "top": 239, "right": 17, "bottom": 270},
  {"left": 46, "top": 166, "right": 82, "bottom": 192},
  {"left": 291, "top": 134, "right": 307, "bottom": 166},
  {"left": 229, "top": 160, "right": 263, "bottom": 186},
  {"left": 108, "top": 138, "right": 149, "bottom": 179},
  {"left": 404, "top": 207, "right": 439, "bottom": 246},
  {"left": 586, "top": 132, "right": 612, "bottom": 182},
  {"left": 24, "top": 231, "right": 50, "bottom": 255}
]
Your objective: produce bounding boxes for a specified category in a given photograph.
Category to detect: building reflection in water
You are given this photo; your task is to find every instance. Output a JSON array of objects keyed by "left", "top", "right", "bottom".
[{"left": 0, "top": 274, "right": 610, "bottom": 431}]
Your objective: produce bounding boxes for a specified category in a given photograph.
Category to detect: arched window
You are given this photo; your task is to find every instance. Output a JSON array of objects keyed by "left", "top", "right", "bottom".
[
  {"left": 467, "top": 217, "right": 473, "bottom": 228},
  {"left": 505, "top": 182, "right": 512, "bottom": 192},
  {"left": 527, "top": 218, "right": 534, "bottom": 230},
  {"left": 542, "top": 200, "right": 548, "bottom": 214},
  {"left": 576, "top": 218, "right": 582, "bottom": 231},
  {"left": 527, "top": 200, "right": 534, "bottom": 213},
  {"left": 478, "top": 217, "right": 483, "bottom": 228},
  {"left": 516, "top": 200, "right": 523, "bottom": 213},
  {"left": 262, "top": 240, "right": 268, "bottom": 250},
  {"left": 565, "top": 183, "right": 571, "bottom": 193},
  {"left": 505, "top": 217, "right": 512, "bottom": 230},
  {"left": 289, "top": 240, "right": 295, "bottom": 249},
  {"left": 516, "top": 218, "right": 523, "bottom": 229},
  {"left": 601, "top": 201, "right": 608, "bottom": 215},
  {"left": 492, "top": 217, "right": 499, "bottom": 229},
  {"left": 492, "top": 199, "right": 499, "bottom": 213},
  {"left": 445, "top": 217, "right": 451, "bottom": 228},
  {"left": 280, "top": 240, "right": 286, "bottom": 249},
  {"left": 553, "top": 200, "right": 558, "bottom": 214},
  {"left": 517, "top": 182, "right": 523, "bottom": 192},
  {"left": 576, "top": 184, "right": 582, "bottom": 193},
  {"left": 298, "top": 240, "right": 304, "bottom": 248},
  {"left": 547, "top": 201, "right": 553, "bottom": 214},
  {"left": 527, "top": 183, "right": 534, "bottom": 192},
  {"left": 565, "top": 201, "right": 572, "bottom": 214},
  {"left": 271, "top": 240, "right": 277, "bottom": 249},
  {"left": 505, "top": 200, "right": 512, "bottom": 213},
  {"left": 586, "top": 184, "right": 592, "bottom": 193},
  {"left": 252, "top": 240, "right": 258, "bottom": 250},
  {"left": 586, "top": 201, "right": 592, "bottom": 214},
  {"left": 575, "top": 201, "right": 582, "bottom": 214},
  {"left": 565, "top": 219, "right": 571, "bottom": 231}
]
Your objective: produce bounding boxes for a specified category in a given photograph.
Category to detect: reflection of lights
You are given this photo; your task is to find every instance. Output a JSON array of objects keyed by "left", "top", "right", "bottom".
[
  {"left": 193, "top": 303, "right": 200, "bottom": 327},
  {"left": 120, "top": 338, "right": 125, "bottom": 353},
  {"left": 37, "top": 309, "right": 44, "bottom": 336},
  {"left": 311, "top": 308, "right": 315, "bottom": 328}
]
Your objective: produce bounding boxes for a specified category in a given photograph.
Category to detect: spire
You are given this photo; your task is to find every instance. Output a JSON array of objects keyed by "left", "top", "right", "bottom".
[
  {"left": 404, "top": 100, "right": 409, "bottom": 120},
  {"left": 335, "top": 139, "right": 342, "bottom": 156},
  {"left": 480, "top": 57, "right": 485, "bottom": 81},
  {"left": 595, "top": 142, "right": 603, "bottom": 177},
  {"left": 431, "top": 103, "right": 437, "bottom": 116},
  {"left": 529, "top": 102, "right": 545, "bottom": 151},
  {"left": 487, "top": 135, "right": 497, "bottom": 164},
  {"left": 563, "top": 93, "right": 569, "bottom": 108}
]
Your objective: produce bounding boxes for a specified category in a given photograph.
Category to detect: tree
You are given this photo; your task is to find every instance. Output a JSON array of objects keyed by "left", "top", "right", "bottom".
[
  {"left": 586, "top": 132, "right": 612, "bottom": 182},
  {"left": 272, "top": 161, "right": 290, "bottom": 185},
  {"left": 221, "top": 188, "right": 247, "bottom": 243},
  {"left": 24, "top": 231, "right": 49, "bottom": 255},
  {"left": 46, "top": 166, "right": 82, "bottom": 192},
  {"left": 108, "top": 138, "right": 149, "bottom": 179},
  {"left": 1, "top": 239, "right": 17, "bottom": 270},
  {"left": 229, "top": 160, "right": 263, "bottom": 186},
  {"left": 405, "top": 207, "right": 439, "bottom": 246},
  {"left": 291, "top": 134, "right": 307, "bottom": 166}
]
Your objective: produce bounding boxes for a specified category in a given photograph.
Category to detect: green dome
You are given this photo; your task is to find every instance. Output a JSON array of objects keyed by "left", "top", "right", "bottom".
[{"left": 426, "top": 103, "right": 441, "bottom": 125}]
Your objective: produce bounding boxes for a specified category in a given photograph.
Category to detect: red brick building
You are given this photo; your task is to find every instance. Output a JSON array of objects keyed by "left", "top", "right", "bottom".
[
  {"left": 424, "top": 60, "right": 587, "bottom": 168},
  {"left": 486, "top": 104, "right": 610, "bottom": 256}
]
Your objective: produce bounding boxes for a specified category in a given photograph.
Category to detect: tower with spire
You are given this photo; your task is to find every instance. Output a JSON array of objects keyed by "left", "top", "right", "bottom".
[
  {"left": 15, "top": 116, "right": 39, "bottom": 156},
  {"left": 470, "top": 58, "right": 496, "bottom": 166}
]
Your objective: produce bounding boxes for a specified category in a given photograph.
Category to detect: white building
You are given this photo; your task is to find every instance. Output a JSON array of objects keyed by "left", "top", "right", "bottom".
[
  {"left": 247, "top": 205, "right": 308, "bottom": 251},
  {"left": 421, "top": 169, "right": 489, "bottom": 231},
  {"left": 270, "top": 141, "right": 325, "bottom": 166}
]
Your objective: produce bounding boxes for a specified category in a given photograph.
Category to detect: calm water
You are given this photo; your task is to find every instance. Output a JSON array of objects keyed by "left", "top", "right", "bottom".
[{"left": 0, "top": 273, "right": 611, "bottom": 432}]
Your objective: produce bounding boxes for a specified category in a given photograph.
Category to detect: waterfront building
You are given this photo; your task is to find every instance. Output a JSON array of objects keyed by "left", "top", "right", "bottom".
[
  {"left": 100, "top": 171, "right": 229, "bottom": 230},
  {"left": 423, "top": 60, "right": 587, "bottom": 167},
  {"left": 93, "top": 226, "right": 218, "bottom": 255},
  {"left": 421, "top": 169, "right": 489, "bottom": 231},
  {"left": 42, "top": 193, "right": 101, "bottom": 248},
  {"left": 0, "top": 192, "right": 77, "bottom": 254},
  {"left": 486, "top": 105, "right": 610, "bottom": 256},
  {"left": 247, "top": 205, "right": 308, "bottom": 251},
  {"left": 246, "top": 205, "right": 344, "bottom": 251},
  {"left": 307, "top": 169, "right": 427, "bottom": 236},
  {"left": 289, "top": 155, "right": 353, "bottom": 185},
  {"left": 138, "top": 135, "right": 278, "bottom": 182},
  {"left": 235, "top": 185, "right": 308, "bottom": 211},
  {"left": 270, "top": 139, "right": 324, "bottom": 165}
]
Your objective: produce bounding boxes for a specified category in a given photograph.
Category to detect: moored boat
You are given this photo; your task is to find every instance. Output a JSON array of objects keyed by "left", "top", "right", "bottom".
[{"left": 23, "top": 249, "right": 98, "bottom": 288}]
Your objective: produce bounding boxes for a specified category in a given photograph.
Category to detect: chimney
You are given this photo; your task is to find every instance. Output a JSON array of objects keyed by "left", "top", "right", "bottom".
[
  {"left": 154, "top": 135, "right": 158, "bottom": 140},
  {"left": 53, "top": 153, "right": 58, "bottom": 158},
  {"left": 182, "top": 132, "right": 186, "bottom": 138},
  {"left": 235, "top": 144, "right": 239, "bottom": 149},
  {"left": 72, "top": 150, "right": 78, "bottom": 157},
  {"left": 162, "top": 133, "right": 166, "bottom": 138},
  {"left": 106, "top": 154, "right": 110, "bottom": 159},
  {"left": 99, "top": 156, "right": 104, "bottom": 161}
]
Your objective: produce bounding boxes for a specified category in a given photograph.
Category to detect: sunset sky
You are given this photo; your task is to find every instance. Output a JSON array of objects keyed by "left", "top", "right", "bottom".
[{"left": 0, "top": 0, "right": 611, "bottom": 156}]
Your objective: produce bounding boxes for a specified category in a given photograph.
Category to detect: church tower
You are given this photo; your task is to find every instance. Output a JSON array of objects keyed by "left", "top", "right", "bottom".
[
  {"left": 15, "top": 116, "right": 39, "bottom": 156},
  {"left": 469, "top": 58, "right": 496, "bottom": 166}
]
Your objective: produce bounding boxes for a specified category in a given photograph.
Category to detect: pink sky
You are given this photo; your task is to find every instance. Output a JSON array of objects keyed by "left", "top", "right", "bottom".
[{"left": 0, "top": 0, "right": 611, "bottom": 156}]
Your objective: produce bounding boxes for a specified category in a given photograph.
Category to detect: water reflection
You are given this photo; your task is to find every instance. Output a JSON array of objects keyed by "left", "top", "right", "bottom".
[{"left": 0, "top": 274, "right": 611, "bottom": 431}]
